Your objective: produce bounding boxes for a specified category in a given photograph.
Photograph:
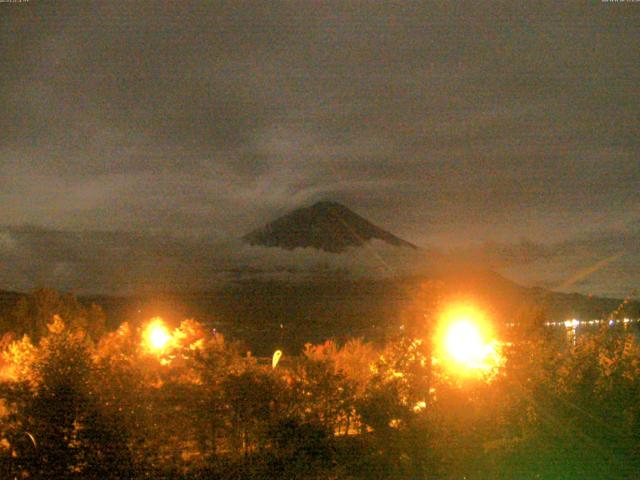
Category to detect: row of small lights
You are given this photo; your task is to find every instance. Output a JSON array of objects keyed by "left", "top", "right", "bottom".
[
  {"left": 501, "top": 318, "right": 640, "bottom": 328},
  {"left": 546, "top": 318, "right": 640, "bottom": 328}
]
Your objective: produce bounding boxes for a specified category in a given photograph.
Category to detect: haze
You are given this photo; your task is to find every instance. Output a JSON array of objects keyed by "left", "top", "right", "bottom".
[{"left": 1, "top": 2, "right": 638, "bottom": 297}]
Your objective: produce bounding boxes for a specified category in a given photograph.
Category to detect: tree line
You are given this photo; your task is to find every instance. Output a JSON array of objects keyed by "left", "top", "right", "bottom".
[{"left": 1, "top": 289, "right": 639, "bottom": 479}]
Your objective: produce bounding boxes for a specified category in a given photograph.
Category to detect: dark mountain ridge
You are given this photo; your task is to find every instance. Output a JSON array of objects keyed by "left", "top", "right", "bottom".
[{"left": 243, "top": 201, "right": 417, "bottom": 252}]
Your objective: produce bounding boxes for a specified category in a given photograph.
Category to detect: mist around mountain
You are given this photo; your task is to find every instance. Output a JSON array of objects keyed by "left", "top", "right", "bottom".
[
  {"left": 243, "top": 201, "right": 417, "bottom": 252},
  {"left": 454, "top": 225, "right": 640, "bottom": 300},
  {"left": 0, "top": 201, "right": 637, "bottom": 303},
  {"left": 0, "top": 227, "right": 430, "bottom": 295},
  {"left": 0, "top": 200, "right": 638, "bottom": 356}
]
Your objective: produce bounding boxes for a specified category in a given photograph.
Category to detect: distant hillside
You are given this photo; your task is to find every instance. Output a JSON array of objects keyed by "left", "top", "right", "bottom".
[
  {"left": 0, "top": 290, "right": 23, "bottom": 319},
  {"left": 82, "top": 278, "right": 640, "bottom": 355},
  {"left": 1, "top": 279, "right": 637, "bottom": 356},
  {"left": 243, "top": 201, "right": 417, "bottom": 253}
]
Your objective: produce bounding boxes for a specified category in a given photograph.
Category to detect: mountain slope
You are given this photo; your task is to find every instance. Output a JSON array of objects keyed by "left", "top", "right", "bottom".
[{"left": 242, "top": 201, "right": 417, "bottom": 253}]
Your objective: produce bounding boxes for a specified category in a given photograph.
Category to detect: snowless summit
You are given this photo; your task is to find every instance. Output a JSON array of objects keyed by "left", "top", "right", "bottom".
[{"left": 242, "top": 201, "right": 417, "bottom": 253}]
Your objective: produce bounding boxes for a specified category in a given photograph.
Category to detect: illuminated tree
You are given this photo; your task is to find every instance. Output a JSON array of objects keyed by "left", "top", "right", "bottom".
[
  {"left": 304, "top": 338, "right": 378, "bottom": 397},
  {"left": 287, "top": 343, "right": 358, "bottom": 434},
  {"left": 8, "top": 289, "right": 106, "bottom": 341},
  {"left": 470, "top": 322, "right": 640, "bottom": 479},
  {"left": 222, "top": 368, "right": 288, "bottom": 456},
  {"left": 352, "top": 335, "right": 435, "bottom": 479},
  {"left": 94, "top": 318, "right": 237, "bottom": 473},
  {"left": 0, "top": 317, "right": 132, "bottom": 478}
]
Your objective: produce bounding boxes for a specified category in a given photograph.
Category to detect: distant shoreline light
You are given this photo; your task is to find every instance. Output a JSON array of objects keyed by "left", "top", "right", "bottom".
[{"left": 503, "top": 318, "right": 640, "bottom": 328}]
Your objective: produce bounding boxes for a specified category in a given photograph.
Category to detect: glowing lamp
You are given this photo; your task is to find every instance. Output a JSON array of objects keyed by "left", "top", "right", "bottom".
[
  {"left": 445, "top": 319, "right": 487, "bottom": 367},
  {"left": 143, "top": 317, "right": 171, "bottom": 352},
  {"left": 435, "top": 304, "right": 502, "bottom": 377}
]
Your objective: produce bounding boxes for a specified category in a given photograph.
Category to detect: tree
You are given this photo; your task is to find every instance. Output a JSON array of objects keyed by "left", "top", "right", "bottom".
[
  {"left": 222, "top": 368, "right": 287, "bottom": 456},
  {"left": 0, "top": 316, "right": 133, "bottom": 479},
  {"left": 355, "top": 336, "right": 435, "bottom": 479},
  {"left": 9, "top": 289, "right": 106, "bottom": 341},
  {"left": 288, "top": 343, "right": 358, "bottom": 434}
]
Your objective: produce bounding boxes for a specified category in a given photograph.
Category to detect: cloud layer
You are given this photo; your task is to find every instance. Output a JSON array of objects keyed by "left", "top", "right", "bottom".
[
  {"left": 0, "top": 2, "right": 638, "bottom": 295},
  {"left": 0, "top": 222, "right": 636, "bottom": 299},
  {"left": 0, "top": 226, "right": 437, "bottom": 294}
]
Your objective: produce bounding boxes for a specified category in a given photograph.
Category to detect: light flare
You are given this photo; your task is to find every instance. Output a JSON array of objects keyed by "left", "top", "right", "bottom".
[
  {"left": 445, "top": 319, "right": 488, "bottom": 368},
  {"left": 435, "top": 304, "right": 503, "bottom": 378},
  {"left": 142, "top": 317, "right": 172, "bottom": 353}
]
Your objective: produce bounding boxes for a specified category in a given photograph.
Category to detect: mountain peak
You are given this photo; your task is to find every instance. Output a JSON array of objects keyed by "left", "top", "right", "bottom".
[
  {"left": 308, "top": 200, "right": 348, "bottom": 208},
  {"left": 243, "top": 201, "right": 416, "bottom": 253}
]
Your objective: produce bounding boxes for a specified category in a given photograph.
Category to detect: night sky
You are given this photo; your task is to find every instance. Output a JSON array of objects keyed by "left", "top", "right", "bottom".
[{"left": 1, "top": 2, "right": 638, "bottom": 296}]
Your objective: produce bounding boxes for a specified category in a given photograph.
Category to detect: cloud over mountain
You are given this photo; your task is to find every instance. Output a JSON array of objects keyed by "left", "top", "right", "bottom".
[{"left": 1, "top": 2, "right": 637, "bottom": 248}]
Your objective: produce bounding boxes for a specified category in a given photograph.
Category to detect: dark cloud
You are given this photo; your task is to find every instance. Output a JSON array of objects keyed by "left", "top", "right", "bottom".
[{"left": 0, "top": 1, "right": 638, "bottom": 293}]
